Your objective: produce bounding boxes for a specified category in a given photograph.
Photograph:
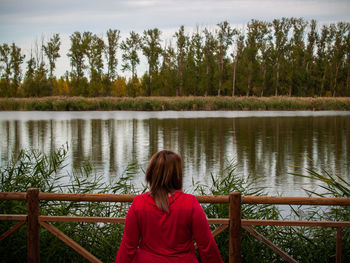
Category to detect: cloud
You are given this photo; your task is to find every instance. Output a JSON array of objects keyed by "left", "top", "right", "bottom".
[{"left": 1, "top": 0, "right": 349, "bottom": 34}]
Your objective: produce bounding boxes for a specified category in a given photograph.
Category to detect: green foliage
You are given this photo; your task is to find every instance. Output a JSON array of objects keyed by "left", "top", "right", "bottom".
[
  {"left": 193, "top": 163, "right": 279, "bottom": 262},
  {"left": 289, "top": 164, "right": 350, "bottom": 262},
  {"left": 141, "top": 28, "right": 162, "bottom": 96},
  {"left": 0, "top": 43, "right": 12, "bottom": 97},
  {"left": 67, "top": 32, "right": 88, "bottom": 83},
  {"left": 195, "top": 161, "right": 350, "bottom": 263},
  {"left": 0, "top": 146, "right": 139, "bottom": 262},
  {"left": 121, "top": 31, "right": 141, "bottom": 79},
  {"left": 9, "top": 43, "right": 25, "bottom": 96},
  {"left": 43, "top": 34, "right": 61, "bottom": 79},
  {"left": 105, "top": 29, "right": 121, "bottom": 82}
]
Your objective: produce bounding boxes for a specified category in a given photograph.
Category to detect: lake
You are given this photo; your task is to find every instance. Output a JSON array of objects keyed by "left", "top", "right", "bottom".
[{"left": 0, "top": 111, "right": 349, "bottom": 196}]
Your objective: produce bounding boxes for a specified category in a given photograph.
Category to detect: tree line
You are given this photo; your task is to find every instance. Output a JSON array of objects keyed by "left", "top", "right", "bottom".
[{"left": 1, "top": 18, "right": 350, "bottom": 97}]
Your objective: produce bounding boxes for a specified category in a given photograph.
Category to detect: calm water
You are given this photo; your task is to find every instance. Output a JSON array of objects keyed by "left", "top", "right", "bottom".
[{"left": 0, "top": 111, "right": 349, "bottom": 196}]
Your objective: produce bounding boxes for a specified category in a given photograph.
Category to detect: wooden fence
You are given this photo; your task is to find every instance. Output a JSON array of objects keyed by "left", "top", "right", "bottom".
[{"left": 1, "top": 188, "right": 350, "bottom": 263}]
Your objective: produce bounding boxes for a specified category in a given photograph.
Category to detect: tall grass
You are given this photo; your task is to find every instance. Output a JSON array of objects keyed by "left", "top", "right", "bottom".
[
  {"left": 288, "top": 166, "right": 350, "bottom": 262},
  {"left": 0, "top": 148, "right": 349, "bottom": 262},
  {"left": 0, "top": 147, "right": 139, "bottom": 262},
  {"left": 196, "top": 163, "right": 350, "bottom": 262},
  {"left": 0, "top": 96, "right": 349, "bottom": 111}
]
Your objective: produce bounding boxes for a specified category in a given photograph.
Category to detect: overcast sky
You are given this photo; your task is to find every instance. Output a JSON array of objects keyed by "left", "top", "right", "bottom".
[{"left": 1, "top": 0, "right": 350, "bottom": 77}]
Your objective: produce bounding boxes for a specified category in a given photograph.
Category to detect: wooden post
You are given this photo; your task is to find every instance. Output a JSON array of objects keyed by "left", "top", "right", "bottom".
[
  {"left": 27, "top": 188, "right": 40, "bottom": 263},
  {"left": 229, "top": 192, "right": 242, "bottom": 263},
  {"left": 336, "top": 227, "right": 342, "bottom": 263}
]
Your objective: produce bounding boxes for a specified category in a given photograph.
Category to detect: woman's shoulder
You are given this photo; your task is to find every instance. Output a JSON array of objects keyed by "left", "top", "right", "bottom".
[
  {"left": 175, "top": 191, "right": 199, "bottom": 205},
  {"left": 133, "top": 192, "right": 150, "bottom": 203}
]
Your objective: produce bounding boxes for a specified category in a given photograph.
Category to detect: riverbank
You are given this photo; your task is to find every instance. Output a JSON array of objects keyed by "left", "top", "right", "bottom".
[{"left": 0, "top": 96, "right": 349, "bottom": 111}]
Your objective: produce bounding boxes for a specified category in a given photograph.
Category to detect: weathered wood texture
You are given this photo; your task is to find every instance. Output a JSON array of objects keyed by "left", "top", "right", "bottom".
[
  {"left": 229, "top": 192, "right": 242, "bottom": 263},
  {"left": 27, "top": 188, "right": 40, "bottom": 263}
]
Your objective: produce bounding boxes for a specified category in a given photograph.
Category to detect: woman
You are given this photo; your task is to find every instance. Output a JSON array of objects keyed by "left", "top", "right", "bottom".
[{"left": 115, "top": 150, "right": 223, "bottom": 263}]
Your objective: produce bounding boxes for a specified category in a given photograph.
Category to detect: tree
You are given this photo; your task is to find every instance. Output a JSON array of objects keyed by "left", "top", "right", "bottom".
[
  {"left": 141, "top": 28, "right": 162, "bottom": 96},
  {"left": 203, "top": 29, "right": 217, "bottom": 96},
  {"left": 105, "top": 29, "right": 120, "bottom": 82},
  {"left": 34, "top": 58, "right": 51, "bottom": 97},
  {"left": 160, "top": 42, "right": 176, "bottom": 96},
  {"left": 174, "top": 25, "right": 188, "bottom": 96},
  {"left": 121, "top": 31, "right": 141, "bottom": 79},
  {"left": 316, "top": 25, "right": 331, "bottom": 96},
  {"left": 85, "top": 33, "right": 104, "bottom": 79},
  {"left": 67, "top": 32, "right": 88, "bottom": 84},
  {"left": 288, "top": 18, "right": 307, "bottom": 96},
  {"left": 259, "top": 33, "right": 273, "bottom": 96},
  {"left": 216, "top": 21, "right": 236, "bottom": 96},
  {"left": 43, "top": 34, "right": 61, "bottom": 79},
  {"left": 184, "top": 34, "right": 196, "bottom": 95},
  {"left": 329, "top": 22, "right": 347, "bottom": 97},
  {"left": 271, "top": 18, "right": 291, "bottom": 96},
  {"left": 244, "top": 19, "right": 270, "bottom": 96},
  {"left": 83, "top": 32, "right": 105, "bottom": 96},
  {"left": 22, "top": 51, "right": 36, "bottom": 96},
  {"left": 0, "top": 43, "right": 11, "bottom": 95},
  {"left": 304, "top": 20, "right": 318, "bottom": 95},
  {"left": 192, "top": 27, "right": 203, "bottom": 96},
  {"left": 29, "top": 37, "right": 52, "bottom": 97},
  {"left": 25, "top": 52, "right": 35, "bottom": 81},
  {"left": 10, "top": 43, "right": 25, "bottom": 96},
  {"left": 121, "top": 31, "right": 141, "bottom": 97},
  {"left": 344, "top": 23, "right": 350, "bottom": 95},
  {"left": 231, "top": 33, "right": 244, "bottom": 96}
]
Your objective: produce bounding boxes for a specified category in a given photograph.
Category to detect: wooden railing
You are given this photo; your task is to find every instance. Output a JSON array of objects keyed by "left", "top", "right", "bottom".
[{"left": 1, "top": 189, "right": 350, "bottom": 263}]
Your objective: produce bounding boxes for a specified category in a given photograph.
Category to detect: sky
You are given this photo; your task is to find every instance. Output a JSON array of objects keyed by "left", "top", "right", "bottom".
[{"left": 1, "top": 0, "right": 350, "bottom": 77}]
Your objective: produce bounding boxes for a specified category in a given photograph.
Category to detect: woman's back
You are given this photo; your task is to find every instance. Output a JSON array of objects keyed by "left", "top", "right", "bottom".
[
  {"left": 116, "top": 190, "right": 222, "bottom": 263},
  {"left": 115, "top": 150, "right": 223, "bottom": 263}
]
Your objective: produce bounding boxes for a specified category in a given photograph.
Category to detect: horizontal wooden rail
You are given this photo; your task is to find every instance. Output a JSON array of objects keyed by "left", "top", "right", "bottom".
[
  {"left": 2, "top": 191, "right": 349, "bottom": 206},
  {"left": 242, "top": 219, "right": 350, "bottom": 228},
  {"left": 0, "top": 214, "right": 27, "bottom": 221},
  {"left": 37, "top": 216, "right": 230, "bottom": 225},
  {"left": 0, "top": 192, "right": 26, "bottom": 200},
  {"left": 39, "top": 192, "right": 230, "bottom": 203},
  {"left": 39, "top": 193, "right": 136, "bottom": 202},
  {"left": 242, "top": 196, "right": 350, "bottom": 206},
  {"left": 3, "top": 214, "right": 348, "bottom": 228},
  {"left": 0, "top": 192, "right": 229, "bottom": 203},
  {"left": 39, "top": 216, "right": 126, "bottom": 224}
]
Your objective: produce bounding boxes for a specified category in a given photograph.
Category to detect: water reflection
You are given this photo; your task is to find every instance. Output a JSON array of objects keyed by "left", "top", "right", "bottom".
[{"left": 0, "top": 111, "right": 349, "bottom": 196}]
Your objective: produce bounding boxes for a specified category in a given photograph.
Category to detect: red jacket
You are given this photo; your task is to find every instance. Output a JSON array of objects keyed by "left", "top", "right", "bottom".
[{"left": 115, "top": 190, "right": 223, "bottom": 263}]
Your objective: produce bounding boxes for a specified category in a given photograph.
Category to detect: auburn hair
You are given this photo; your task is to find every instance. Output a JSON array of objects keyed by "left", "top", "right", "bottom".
[{"left": 145, "top": 150, "right": 183, "bottom": 213}]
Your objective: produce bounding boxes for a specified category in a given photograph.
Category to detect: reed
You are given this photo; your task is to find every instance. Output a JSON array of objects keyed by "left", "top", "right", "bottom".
[
  {"left": 0, "top": 146, "right": 139, "bottom": 262},
  {"left": 0, "top": 96, "right": 349, "bottom": 111},
  {"left": 0, "top": 148, "right": 349, "bottom": 262}
]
